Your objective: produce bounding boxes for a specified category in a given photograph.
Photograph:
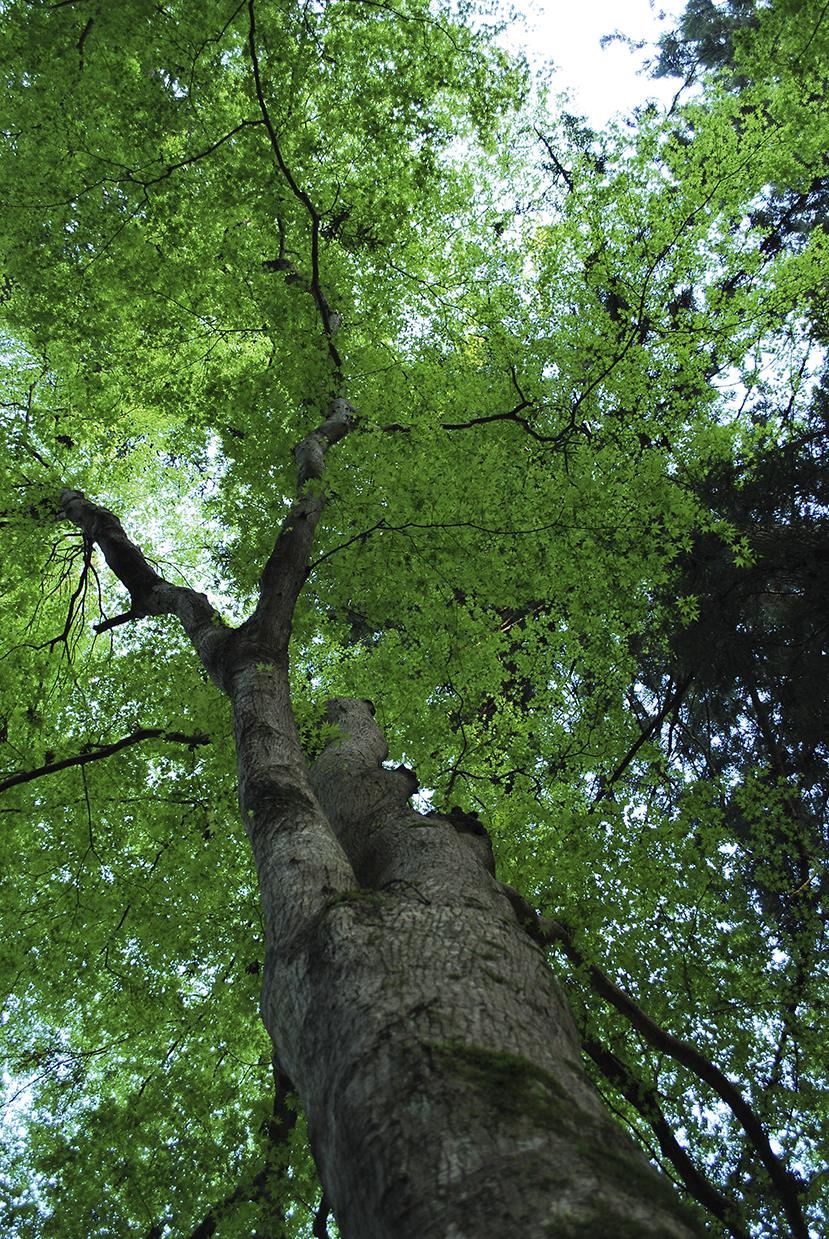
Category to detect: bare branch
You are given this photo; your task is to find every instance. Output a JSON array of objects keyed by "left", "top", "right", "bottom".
[
  {"left": 539, "top": 919, "right": 809, "bottom": 1239},
  {"left": 441, "top": 377, "right": 580, "bottom": 446},
  {"left": 246, "top": 0, "right": 342, "bottom": 372},
  {"left": 0, "top": 729, "right": 210, "bottom": 795},
  {"left": 309, "top": 519, "right": 387, "bottom": 570},
  {"left": 42, "top": 534, "right": 93, "bottom": 654},
  {"left": 131, "top": 120, "right": 264, "bottom": 189},
  {"left": 592, "top": 673, "right": 694, "bottom": 805},
  {"left": 242, "top": 399, "right": 353, "bottom": 652},
  {"left": 93, "top": 609, "right": 142, "bottom": 633},
  {"left": 584, "top": 1035, "right": 749, "bottom": 1238}
]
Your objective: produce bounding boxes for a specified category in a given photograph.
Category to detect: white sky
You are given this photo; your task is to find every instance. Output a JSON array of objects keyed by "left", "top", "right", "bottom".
[{"left": 505, "top": 0, "right": 689, "bottom": 126}]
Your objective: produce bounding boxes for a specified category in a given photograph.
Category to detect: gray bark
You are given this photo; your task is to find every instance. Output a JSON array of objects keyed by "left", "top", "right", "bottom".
[
  {"left": 238, "top": 692, "right": 703, "bottom": 1239},
  {"left": 61, "top": 404, "right": 703, "bottom": 1236}
]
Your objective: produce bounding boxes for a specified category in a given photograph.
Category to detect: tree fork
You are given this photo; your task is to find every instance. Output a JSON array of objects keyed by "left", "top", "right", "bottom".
[{"left": 59, "top": 408, "right": 703, "bottom": 1234}]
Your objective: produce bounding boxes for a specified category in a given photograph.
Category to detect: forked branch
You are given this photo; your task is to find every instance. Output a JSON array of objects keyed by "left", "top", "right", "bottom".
[
  {"left": 59, "top": 490, "right": 230, "bottom": 684},
  {"left": 583, "top": 1035, "right": 748, "bottom": 1238},
  {"left": 539, "top": 918, "right": 808, "bottom": 1239}
]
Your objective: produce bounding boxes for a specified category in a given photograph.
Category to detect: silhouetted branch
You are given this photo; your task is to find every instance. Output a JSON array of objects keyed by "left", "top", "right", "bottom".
[
  {"left": 310, "top": 519, "right": 387, "bottom": 570},
  {"left": 442, "top": 401, "right": 570, "bottom": 444},
  {"left": 312, "top": 1193, "right": 331, "bottom": 1238},
  {"left": 539, "top": 919, "right": 808, "bottom": 1239},
  {"left": 246, "top": 0, "right": 342, "bottom": 371},
  {"left": 43, "top": 533, "right": 92, "bottom": 653},
  {"left": 179, "top": 1059, "right": 300, "bottom": 1239},
  {"left": 584, "top": 1035, "right": 748, "bottom": 1238},
  {"left": 93, "top": 609, "right": 142, "bottom": 633},
  {"left": 593, "top": 673, "right": 694, "bottom": 805},
  {"left": 60, "top": 489, "right": 229, "bottom": 684},
  {"left": 0, "top": 729, "right": 210, "bottom": 794},
  {"left": 535, "top": 128, "right": 574, "bottom": 191},
  {"left": 131, "top": 120, "right": 263, "bottom": 189}
]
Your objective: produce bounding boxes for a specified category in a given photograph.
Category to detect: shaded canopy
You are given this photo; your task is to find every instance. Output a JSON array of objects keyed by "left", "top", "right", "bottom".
[{"left": 0, "top": 1, "right": 827, "bottom": 1235}]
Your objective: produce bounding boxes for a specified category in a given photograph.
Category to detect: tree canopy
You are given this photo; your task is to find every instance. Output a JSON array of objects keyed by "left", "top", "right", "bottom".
[{"left": 1, "top": 1, "right": 828, "bottom": 1236}]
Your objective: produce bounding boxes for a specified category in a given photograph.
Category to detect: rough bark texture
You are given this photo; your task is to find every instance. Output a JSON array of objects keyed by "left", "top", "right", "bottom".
[
  {"left": 245, "top": 695, "right": 703, "bottom": 1239},
  {"left": 61, "top": 404, "right": 704, "bottom": 1236}
]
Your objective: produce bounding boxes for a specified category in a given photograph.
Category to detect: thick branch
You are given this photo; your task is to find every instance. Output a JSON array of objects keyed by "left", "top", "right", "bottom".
[
  {"left": 313, "top": 1195, "right": 332, "bottom": 1239},
  {"left": 293, "top": 397, "right": 352, "bottom": 486},
  {"left": 60, "top": 489, "right": 230, "bottom": 685},
  {"left": 540, "top": 919, "right": 808, "bottom": 1239},
  {"left": 241, "top": 398, "right": 352, "bottom": 653},
  {"left": 0, "top": 728, "right": 210, "bottom": 795},
  {"left": 583, "top": 1035, "right": 748, "bottom": 1238},
  {"left": 93, "top": 609, "right": 141, "bottom": 633}
]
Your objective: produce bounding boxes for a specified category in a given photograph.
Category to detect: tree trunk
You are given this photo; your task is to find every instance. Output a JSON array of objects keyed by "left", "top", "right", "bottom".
[
  {"left": 234, "top": 685, "right": 702, "bottom": 1239},
  {"left": 60, "top": 463, "right": 702, "bottom": 1235}
]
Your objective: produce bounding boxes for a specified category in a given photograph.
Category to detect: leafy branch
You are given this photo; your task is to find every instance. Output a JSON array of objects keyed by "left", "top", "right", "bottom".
[
  {"left": 584, "top": 1034, "right": 749, "bottom": 1238},
  {"left": 0, "top": 729, "right": 210, "bottom": 795},
  {"left": 172, "top": 1062, "right": 301, "bottom": 1239}
]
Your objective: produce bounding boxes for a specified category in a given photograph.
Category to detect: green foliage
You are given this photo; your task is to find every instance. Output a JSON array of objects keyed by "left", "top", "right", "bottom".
[{"left": 1, "top": 0, "right": 827, "bottom": 1236}]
